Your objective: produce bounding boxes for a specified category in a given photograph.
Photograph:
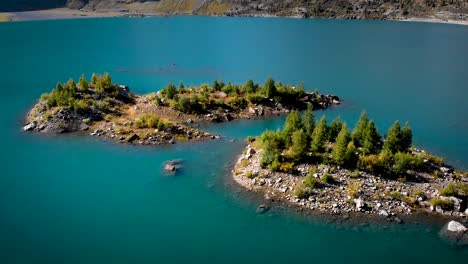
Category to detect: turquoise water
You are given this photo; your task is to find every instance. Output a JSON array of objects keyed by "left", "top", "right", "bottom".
[{"left": 1, "top": 17, "right": 467, "bottom": 263}]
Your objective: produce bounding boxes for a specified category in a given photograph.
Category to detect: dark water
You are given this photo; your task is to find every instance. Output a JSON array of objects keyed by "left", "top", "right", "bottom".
[{"left": 0, "top": 17, "right": 467, "bottom": 263}]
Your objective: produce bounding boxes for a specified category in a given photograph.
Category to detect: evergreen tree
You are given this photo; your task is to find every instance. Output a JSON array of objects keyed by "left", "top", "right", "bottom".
[
  {"left": 311, "top": 116, "right": 328, "bottom": 152},
  {"left": 328, "top": 117, "right": 344, "bottom": 142},
  {"left": 260, "top": 130, "right": 283, "bottom": 167},
  {"left": 162, "top": 82, "right": 177, "bottom": 100},
  {"left": 103, "top": 73, "right": 112, "bottom": 88},
  {"left": 362, "top": 121, "right": 382, "bottom": 154},
  {"left": 178, "top": 81, "right": 185, "bottom": 91},
  {"left": 78, "top": 75, "right": 88, "bottom": 92},
  {"left": 264, "top": 77, "right": 276, "bottom": 98},
  {"left": 344, "top": 141, "right": 358, "bottom": 168},
  {"left": 332, "top": 124, "right": 350, "bottom": 166},
  {"left": 242, "top": 79, "right": 255, "bottom": 93},
  {"left": 91, "top": 73, "right": 97, "bottom": 84},
  {"left": 212, "top": 80, "right": 221, "bottom": 91},
  {"left": 283, "top": 111, "right": 303, "bottom": 146},
  {"left": 303, "top": 103, "right": 315, "bottom": 136},
  {"left": 56, "top": 82, "right": 63, "bottom": 92},
  {"left": 383, "top": 121, "right": 401, "bottom": 153},
  {"left": 351, "top": 111, "right": 369, "bottom": 147},
  {"left": 400, "top": 122, "right": 413, "bottom": 152},
  {"left": 291, "top": 129, "right": 308, "bottom": 161}
]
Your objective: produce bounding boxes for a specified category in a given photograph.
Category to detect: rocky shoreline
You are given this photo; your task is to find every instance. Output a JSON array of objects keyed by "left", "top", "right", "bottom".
[{"left": 233, "top": 142, "right": 468, "bottom": 225}]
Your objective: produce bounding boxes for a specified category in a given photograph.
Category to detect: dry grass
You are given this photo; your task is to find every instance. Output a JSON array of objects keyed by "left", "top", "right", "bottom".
[{"left": 0, "top": 13, "right": 13, "bottom": 22}]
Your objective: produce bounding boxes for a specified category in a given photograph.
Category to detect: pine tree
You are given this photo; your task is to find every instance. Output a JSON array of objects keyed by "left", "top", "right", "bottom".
[
  {"left": 264, "top": 77, "right": 276, "bottom": 98},
  {"left": 291, "top": 129, "right": 308, "bottom": 160},
  {"left": 311, "top": 116, "right": 328, "bottom": 152},
  {"left": 283, "top": 111, "right": 303, "bottom": 146},
  {"left": 242, "top": 79, "right": 255, "bottom": 93},
  {"left": 344, "top": 141, "right": 358, "bottom": 168},
  {"left": 351, "top": 111, "right": 369, "bottom": 147},
  {"left": 400, "top": 122, "right": 413, "bottom": 152},
  {"left": 91, "top": 73, "right": 97, "bottom": 84},
  {"left": 303, "top": 103, "right": 315, "bottom": 136},
  {"left": 383, "top": 121, "right": 401, "bottom": 154},
  {"left": 163, "top": 82, "right": 177, "bottom": 100},
  {"left": 213, "top": 80, "right": 221, "bottom": 91},
  {"left": 78, "top": 75, "right": 88, "bottom": 92},
  {"left": 103, "top": 73, "right": 112, "bottom": 88},
  {"left": 332, "top": 124, "right": 350, "bottom": 166},
  {"left": 362, "top": 121, "right": 382, "bottom": 154},
  {"left": 328, "top": 117, "right": 343, "bottom": 142}
]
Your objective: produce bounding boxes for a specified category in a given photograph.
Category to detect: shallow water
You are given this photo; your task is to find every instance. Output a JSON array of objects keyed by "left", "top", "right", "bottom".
[{"left": 0, "top": 17, "right": 467, "bottom": 263}]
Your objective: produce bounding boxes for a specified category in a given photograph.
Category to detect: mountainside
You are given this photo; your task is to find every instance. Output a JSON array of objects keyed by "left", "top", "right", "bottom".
[
  {"left": 2, "top": 0, "right": 467, "bottom": 21},
  {"left": 66, "top": 0, "right": 467, "bottom": 20}
]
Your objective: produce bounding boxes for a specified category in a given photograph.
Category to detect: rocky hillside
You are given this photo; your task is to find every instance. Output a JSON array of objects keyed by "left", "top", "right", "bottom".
[{"left": 63, "top": 0, "right": 467, "bottom": 21}]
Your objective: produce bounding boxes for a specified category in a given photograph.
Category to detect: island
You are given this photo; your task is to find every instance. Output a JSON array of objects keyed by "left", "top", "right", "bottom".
[
  {"left": 24, "top": 73, "right": 340, "bottom": 146},
  {"left": 233, "top": 110, "right": 468, "bottom": 222}
]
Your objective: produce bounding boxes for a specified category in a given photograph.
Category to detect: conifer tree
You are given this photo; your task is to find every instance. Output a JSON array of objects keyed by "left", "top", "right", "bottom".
[
  {"left": 78, "top": 75, "right": 88, "bottom": 92},
  {"left": 242, "top": 79, "right": 255, "bottom": 93},
  {"left": 303, "top": 103, "right": 315, "bottom": 136},
  {"left": 91, "top": 73, "right": 97, "bottom": 84},
  {"left": 383, "top": 121, "right": 401, "bottom": 153},
  {"left": 344, "top": 141, "right": 358, "bottom": 168},
  {"left": 213, "top": 80, "right": 221, "bottom": 91},
  {"left": 283, "top": 111, "right": 303, "bottom": 146},
  {"left": 351, "top": 111, "right": 369, "bottom": 147},
  {"left": 362, "top": 121, "right": 382, "bottom": 154},
  {"left": 311, "top": 116, "right": 328, "bottom": 152},
  {"left": 332, "top": 124, "right": 350, "bottom": 166},
  {"left": 291, "top": 129, "right": 308, "bottom": 161},
  {"left": 400, "top": 122, "right": 413, "bottom": 152},
  {"left": 328, "top": 117, "right": 344, "bottom": 142},
  {"left": 264, "top": 77, "right": 276, "bottom": 98}
]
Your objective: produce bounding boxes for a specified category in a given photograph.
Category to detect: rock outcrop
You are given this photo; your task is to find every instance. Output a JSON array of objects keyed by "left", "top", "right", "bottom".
[{"left": 440, "top": 221, "right": 468, "bottom": 245}]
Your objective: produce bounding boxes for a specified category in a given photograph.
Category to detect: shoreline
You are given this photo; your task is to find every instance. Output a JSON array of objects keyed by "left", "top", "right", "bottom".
[
  {"left": 1, "top": 8, "right": 466, "bottom": 26},
  {"left": 232, "top": 142, "right": 468, "bottom": 224}
]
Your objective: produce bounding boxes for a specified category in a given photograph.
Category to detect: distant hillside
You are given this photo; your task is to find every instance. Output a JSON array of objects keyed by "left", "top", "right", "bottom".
[{"left": 2, "top": 0, "right": 467, "bottom": 21}]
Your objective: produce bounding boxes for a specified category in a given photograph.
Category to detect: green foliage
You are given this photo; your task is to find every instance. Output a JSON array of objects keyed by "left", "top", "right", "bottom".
[
  {"left": 321, "top": 173, "right": 334, "bottom": 184},
  {"left": 283, "top": 111, "right": 303, "bottom": 144},
  {"left": 241, "top": 79, "right": 256, "bottom": 93},
  {"left": 440, "top": 183, "right": 457, "bottom": 197},
  {"left": 245, "top": 171, "right": 254, "bottom": 179},
  {"left": 303, "top": 103, "right": 315, "bottom": 136},
  {"left": 175, "top": 95, "right": 204, "bottom": 114},
  {"left": 362, "top": 121, "right": 382, "bottom": 154},
  {"left": 246, "top": 93, "right": 264, "bottom": 104},
  {"left": 161, "top": 82, "right": 178, "bottom": 100},
  {"left": 77, "top": 75, "right": 89, "bottom": 92},
  {"left": 344, "top": 141, "right": 358, "bottom": 168},
  {"left": 264, "top": 77, "right": 276, "bottom": 98},
  {"left": 391, "top": 152, "right": 423, "bottom": 175},
  {"left": 304, "top": 172, "right": 319, "bottom": 189},
  {"left": 349, "top": 170, "right": 360, "bottom": 178},
  {"left": 94, "top": 73, "right": 115, "bottom": 94},
  {"left": 328, "top": 117, "right": 343, "bottom": 142},
  {"left": 295, "top": 187, "right": 313, "bottom": 199},
  {"left": 91, "top": 73, "right": 97, "bottom": 84},
  {"left": 332, "top": 124, "right": 350, "bottom": 166},
  {"left": 290, "top": 129, "right": 308, "bottom": 161},
  {"left": 226, "top": 96, "right": 247, "bottom": 110},
  {"left": 134, "top": 114, "right": 160, "bottom": 129},
  {"left": 311, "top": 116, "right": 328, "bottom": 152},
  {"left": 430, "top": 198, "right": 453, "bottom": 210},
  {"left": 351, "top": 112, "right": 369, "bottom": 147},
  {"left": 259, "top": 130, "right": 284, "bottom": 168},
  {"left": 400, "top": 122, "right": 413, "bottom": 152},
  {"left": 383, "top": 121, "right": 402, "bottom": 154}
]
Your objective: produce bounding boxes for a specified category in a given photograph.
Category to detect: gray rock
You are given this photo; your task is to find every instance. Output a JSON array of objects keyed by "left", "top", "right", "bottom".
[
  {"left": 449, "top": 196, "right": 463, "bottom": 212},
  {"left": 164, "top": 164, "right": 176, "bottom": 172},
  {"left": 354, "top": 198, "right": 365, "bottom": 210},
  {"left": 23, "top": 122, "right": 36, "bottom": 131},
  {"left": 440, "top": 221, "right": 468, "bottom": 245}
]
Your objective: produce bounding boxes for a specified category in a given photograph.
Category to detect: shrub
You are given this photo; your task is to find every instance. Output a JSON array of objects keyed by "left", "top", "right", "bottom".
[
  {"left": 303, "top": 173, "right": 319, "bottom": 189},
  {"left": 347, "top": 182, "right": 361, "bottom": 198},
  {"left": 349, "top": 170, "right": 360, "bottom": 178},
  {"left": 279, "top": 162, "right": 294, "bottom": 173},
  {"left": 246, "top": 171, "right": 254, "bottom": 179},
  {"left": 295, "top": 187, "right": 313, "bottom": 199},
  {"left": 246, "top": 93, "right": 264, "bottom": 104},
  {"left": 321, "top": 173, "right": 334, "bottom": 184},
  {"left": 430, "top": 198, "right": 453, "bottom": 211},
  {"left": 440, "top": 183, "right": 457, "bottom": 197},
  {"left": 135, "top": 114, "right": 160, "bottom": 129},
  {"left": 392, "top": 152, "right": 423, "bottom": 175}
]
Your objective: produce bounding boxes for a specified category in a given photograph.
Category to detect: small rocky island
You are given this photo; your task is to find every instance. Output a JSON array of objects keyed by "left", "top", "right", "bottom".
[
  {"left": 24, "top": 73, "right": 340, "bottom": 146},
  {"left": 233, "top": 110, "right": 468, "bottom": 225}
]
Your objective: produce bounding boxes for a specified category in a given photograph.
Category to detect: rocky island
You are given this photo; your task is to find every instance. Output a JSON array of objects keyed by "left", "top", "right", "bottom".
[
  {"left": 24, "top": 73, "right": 340, "bottom": 146},
  {"left": 233, "top": 110, "right": 468, "bottom": 225}
]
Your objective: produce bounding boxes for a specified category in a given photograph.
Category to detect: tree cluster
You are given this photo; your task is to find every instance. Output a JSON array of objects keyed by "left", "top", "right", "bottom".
[{"left": 259, "top": 110, "right": 421, "bottom": 178}]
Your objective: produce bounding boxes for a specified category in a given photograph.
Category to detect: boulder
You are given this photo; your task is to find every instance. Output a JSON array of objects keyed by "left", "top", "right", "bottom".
[
  {"left": 164, "top": 164, "right": 176, "bottom": 172},
  {"left": 440, "top": 221, "right": 468, "bottom": 245},
  {"left": 354, "top": 198, "right": 365, "bottom": 210},
  {"left": 256, "top": 204, "right": 269, "bottom": 214},
  {"left": 126, "top": 133, "right": 140, "bottom": 143},
  {"left": 23, "top": 122, "right": 36, "bottom": 131},
  {"left": 449, "top": 196, "right": 463, "bottom": 212}
]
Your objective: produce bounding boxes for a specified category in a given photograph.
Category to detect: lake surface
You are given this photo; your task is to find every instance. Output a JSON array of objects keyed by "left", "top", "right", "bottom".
[{"left": 0, "top": 17, "right": 467, "bottom": 263}]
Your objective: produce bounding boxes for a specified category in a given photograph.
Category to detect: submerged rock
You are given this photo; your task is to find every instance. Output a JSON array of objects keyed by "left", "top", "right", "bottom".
[
  {"left": 256, "top": 204, "right": 269, "bottom": 214},
  {"left": 440, "top": 221, "right": 468, "bottom": 245}
]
